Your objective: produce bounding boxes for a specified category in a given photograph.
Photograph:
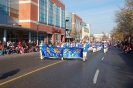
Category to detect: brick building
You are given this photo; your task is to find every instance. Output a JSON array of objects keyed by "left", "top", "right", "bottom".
[{"left": 0, "top": 0, "right": 66, "bottom": 45}]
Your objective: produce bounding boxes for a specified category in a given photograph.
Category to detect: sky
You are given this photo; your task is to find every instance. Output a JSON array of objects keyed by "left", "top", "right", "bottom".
[{"left": 61, "top": 0, "right": 125, "bottom": 34}]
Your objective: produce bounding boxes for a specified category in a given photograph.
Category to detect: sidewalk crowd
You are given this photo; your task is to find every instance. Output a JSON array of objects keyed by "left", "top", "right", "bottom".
[
  {"left": 114, "top": 40, "right": 133, "bottom": 54},
  {"left": 0, "top": 40, "right": 40, "bottom": 56}
]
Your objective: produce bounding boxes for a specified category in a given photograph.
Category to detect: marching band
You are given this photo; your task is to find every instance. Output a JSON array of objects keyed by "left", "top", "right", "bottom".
[{"left": 39, "top": 40, "right": 111, "bottom": 62}]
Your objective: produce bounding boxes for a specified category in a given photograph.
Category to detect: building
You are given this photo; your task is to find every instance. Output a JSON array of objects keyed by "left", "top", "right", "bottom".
[
  {"left": 65, "top": 12, "right": 91, "bottom": 42},
  {"left": 86, "top": 24, "right": 91, "bottom": 43},
  {"left": 0, "top": 0, "right": 65, "bottom": 45},
  {"left": 19, "top": 0, "right": 65, "bottom": 44},
  {"left": 65, "top": 11, "right": 72, "bottom": 42},
  {"left": 0, "top": 0, "right": 19, "bottom": 42},
  {"left": 72, "top": 13, "right": 82, "bottom": 41},
  {"left": 93, "top": 34, "right": 103, "bottom": 42},
  {"left": 93, "top": 33, "right": 111, "bottom": 42},
  {"left": 81, "top": 23, "right": 90, "bottom": 42}
]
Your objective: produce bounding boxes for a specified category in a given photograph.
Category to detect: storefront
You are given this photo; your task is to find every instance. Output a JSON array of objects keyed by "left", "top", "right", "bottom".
[
  {"left": 0, "top": 23, "right": 66, "bottom": 45},
  {"left": 0, "top": 25, "right": 47, "bottom": 44}
]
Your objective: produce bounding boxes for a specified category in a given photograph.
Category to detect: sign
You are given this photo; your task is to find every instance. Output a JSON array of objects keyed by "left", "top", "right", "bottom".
[
  {"left": 41, "top": 46, "right": 83, "bottom": 58},
  {"left": 52, "top": 28, "right": 61, "bottom": 33}
]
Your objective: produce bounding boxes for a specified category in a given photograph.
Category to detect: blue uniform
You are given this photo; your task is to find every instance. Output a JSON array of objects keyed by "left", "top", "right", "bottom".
[{"left": 83, "top": 44, "right": 89, "bottom": 52}]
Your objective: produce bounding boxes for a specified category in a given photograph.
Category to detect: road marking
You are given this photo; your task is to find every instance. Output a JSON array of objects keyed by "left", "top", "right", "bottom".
[
  {"left": 93, "top": 69, "right": 99, "bottom": 84},
  {"left": 0, "top": 60, "right": 64, "bottom": 86},
  {"left": 102, "top": 57, "right": 104, "bottom": 60}
]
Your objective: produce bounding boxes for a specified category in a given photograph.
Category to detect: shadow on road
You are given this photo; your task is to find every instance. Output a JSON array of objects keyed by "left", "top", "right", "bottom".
[
  {"left": 0, "top": 69, "right": 20, "bottom": 80},
  {"left": 111, "top": 46, "right": 133, "bottom": 87}
]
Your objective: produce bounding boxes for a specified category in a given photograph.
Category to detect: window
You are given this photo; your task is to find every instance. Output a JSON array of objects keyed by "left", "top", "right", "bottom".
[
  {"left": 61, "top": 9, "right": 65, "bottom": 28},
  {"left": 48, "top": 1, "right": 54, "bottom": 25},
  {"left": 48, "top": 34, "right": 52, "bottom": 44},
  {"left": 0, "top": 30, "right": 3, "bottom": 42},
  {"left": 56, "top": 5, "right": 60, "bottom": 27},
  {"left": 55, "top": 34, "right": 58, "bottom": 41},
  {"left": 0, "top": 4, "right": 8, "bottom": 16},
  {"left": 7, "top": 31, "right": 18, "bottom": 42},
  {"left": 31, "top": 33, "right": 44, "bottom": 42},
  {"left": 39, "top": 0, "right": 47, "bottom": 23}
]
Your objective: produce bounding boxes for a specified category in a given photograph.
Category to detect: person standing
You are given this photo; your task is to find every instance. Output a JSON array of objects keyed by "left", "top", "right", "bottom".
[
  {"left": 0, "top": 43, "right": 4, "bottom": 55},
  {"left": 83, "top": 42, "right": 88, "bottom": 62},
  {"left": 104, "top": 42, "right": 108, "bottom": 53}
]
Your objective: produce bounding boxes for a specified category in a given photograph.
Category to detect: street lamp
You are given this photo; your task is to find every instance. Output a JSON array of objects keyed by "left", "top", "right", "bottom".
[{"left": 37, "top": 22, "right": 39, "bottom": 46}]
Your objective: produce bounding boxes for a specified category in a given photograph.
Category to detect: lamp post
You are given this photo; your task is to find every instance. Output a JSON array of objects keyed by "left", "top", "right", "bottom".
[
  {"left": 65, "top": 19, "right": 70, "bottom": 42},
  {"left": 37, "top": 23, "right": 39, "bottom": 46},
  {"left": 89, "top": 24, "right": 91, "bottom": 43}
]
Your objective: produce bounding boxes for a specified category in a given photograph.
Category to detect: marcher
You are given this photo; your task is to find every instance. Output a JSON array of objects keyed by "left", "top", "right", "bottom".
[
  {"left": 83, "top": 42, "right": 88, "bottom": 62},
  {"left": 104, "top": 42, "right": 108, "bottom": 54}
]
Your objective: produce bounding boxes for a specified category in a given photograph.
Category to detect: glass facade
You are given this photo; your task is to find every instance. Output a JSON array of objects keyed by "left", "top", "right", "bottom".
[
  {"left": 0, "top": 0, "right": 19, "bottom": 25},
  {"left": 31, "top": 33, "right": 44, "bottom": 42},
  {"left": 7, "top": 31, "right": 18, "bottom": 42},
  {"left": 55, "top": 5, "right": 60, "bottom": 27},
  {"left": 61, "top": 9, "right": 65, "bottom": 28},
  {"left": 39, "top": 0, "right": 47, "bottom": 23},
  {"left": 0, "top": 29, "right": 4, "bottom": 42},
  {"left": 0, "top": 4, "right": 8, "bottom": 24},
  {"left": 65, "top": 12, "right": 72, "bottom": 30},
  {"left": 75, "top": 19, "right": 81, "bottom": 31},
  {"left": 55, "top": 34, "right": 58, "bottom": 41},
  {"left": 23, "top": 32, "right": 29, "bottom": 42},
  {"left": 48, "top": 34, "right": 52, "bottom": 44},
  {"left": 48, "top": 1, "right": 54, "bottom": 25}
]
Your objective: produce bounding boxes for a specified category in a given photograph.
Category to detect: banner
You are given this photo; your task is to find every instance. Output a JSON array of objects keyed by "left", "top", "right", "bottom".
[
  {"left": 62, "top": 47, "right": 83, "bottom": 58},
  {"left": 41, "top": 46, "right": 83, "bottom": 58},
  {"left": 42, "top": 46, "right": 62, "bottom": 57}
]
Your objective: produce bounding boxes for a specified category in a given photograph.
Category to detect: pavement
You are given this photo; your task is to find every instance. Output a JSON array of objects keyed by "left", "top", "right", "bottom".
[{"left": 0, "top": 46, "right": 133, "bottom": 88}]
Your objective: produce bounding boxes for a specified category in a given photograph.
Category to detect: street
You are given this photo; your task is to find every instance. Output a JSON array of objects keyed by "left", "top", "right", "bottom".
[{"left": 0, "top": 46, "right": 133, "bottom": 88}]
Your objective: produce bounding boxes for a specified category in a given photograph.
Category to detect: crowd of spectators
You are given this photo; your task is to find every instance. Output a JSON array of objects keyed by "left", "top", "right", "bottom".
[
  {"left": 0, "top": 40, "right": 40, "bottom": 56},
  {"left": 114, "top": 40, "right": 133, "bottom": 53}
]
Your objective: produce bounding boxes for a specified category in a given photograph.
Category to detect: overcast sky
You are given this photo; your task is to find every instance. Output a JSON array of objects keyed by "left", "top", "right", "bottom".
[{"left": 62, "top": 0, "right": 125, "bottom": 34}]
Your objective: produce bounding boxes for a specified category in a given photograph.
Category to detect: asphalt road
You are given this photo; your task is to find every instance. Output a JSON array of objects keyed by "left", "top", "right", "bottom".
[{"left": 0, "top": 46, "right": 133, "bottom": 88}]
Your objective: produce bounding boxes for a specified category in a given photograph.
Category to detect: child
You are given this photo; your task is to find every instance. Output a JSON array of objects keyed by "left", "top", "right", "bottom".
[{"left": 20, "top": 47, "right": 24, "bottom": 54}]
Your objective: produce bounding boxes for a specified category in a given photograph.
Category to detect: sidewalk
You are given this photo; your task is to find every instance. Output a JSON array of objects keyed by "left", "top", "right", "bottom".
[
  {"left": 0, "top": 52, "right": 39, "bottom": 59},
  {"left": 116, "top": 47, "right": 133, "bottom": 58}
]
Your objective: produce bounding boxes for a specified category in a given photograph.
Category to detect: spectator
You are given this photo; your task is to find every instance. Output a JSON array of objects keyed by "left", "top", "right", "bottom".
[
  {"left": 20, "top": 47, "right": 24, "bottom": 54},
  {"left": 0, "top": 43, "right": 4, "bottom": 55}
]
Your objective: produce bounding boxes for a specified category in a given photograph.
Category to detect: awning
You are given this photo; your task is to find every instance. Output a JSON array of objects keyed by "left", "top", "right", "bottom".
[{"left": 0, "top": 24, "right": 47, "bottom": 33}]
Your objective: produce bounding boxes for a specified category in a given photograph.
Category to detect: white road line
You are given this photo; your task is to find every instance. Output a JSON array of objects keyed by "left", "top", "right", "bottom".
[
  {"left": 93, "top": 69, "right": 100, "bottom": 84},
  {"left": 102, "top": 57, "right": 104, "bottom": 60}
]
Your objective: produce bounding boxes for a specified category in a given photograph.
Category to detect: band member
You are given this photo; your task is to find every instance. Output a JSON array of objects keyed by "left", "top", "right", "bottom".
[
  {"left": 83, "top": 42, "right": 88, "bottom": 62},
  {"left": 104, "top": 42, "right": 108, "bottom": 53}
]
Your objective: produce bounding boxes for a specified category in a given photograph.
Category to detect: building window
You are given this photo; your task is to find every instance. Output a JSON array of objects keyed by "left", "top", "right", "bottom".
[
  {"left": 55, "top": 34, "right": 58, "bottom": 41},
  {"left": 39, "top": 0, "right": 47, "bottom": 23},
  {"left": 7, "top": 31, "right": 18, "bottom": 42},
  {"left": 31, "top": 33, "right": 44, "bottom": 42},
  {"left": 23, "top": 32, "right": 29, "bottom": 42},
  {"left": 56, "top": 5, "right": 60, "bottom": 27},
  {"left": 0, "top": 30, "right": 3, "bottom": 42},
  {"left": 48, "top": 34, "right": 52, "bottom": 44},
  {"left": 0, "top": 4, "right": 8, "bottom": 15},
  {"left": 61, "top": 9, "right": 65, "bottom": 28},
  {"left": 48, "top": 1, "right": 54, "bottom": 25}
]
